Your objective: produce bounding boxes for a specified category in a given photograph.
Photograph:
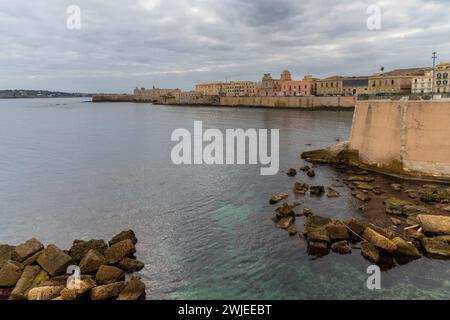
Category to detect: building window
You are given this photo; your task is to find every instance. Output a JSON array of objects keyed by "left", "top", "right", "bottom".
[
  {"left": 391, "top": 80, "right": 395, "bottom": 85},
  {"left": 437, "top": 73, "right": 442, "bottom": 79},
  {"left": 444, "top": 73, "right": 449, "bottom": 79}
]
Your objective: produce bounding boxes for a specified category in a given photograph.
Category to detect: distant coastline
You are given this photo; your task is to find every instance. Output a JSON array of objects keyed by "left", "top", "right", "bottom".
[{"left": 0, "top": 90, "right": 101, "bottom": 99}]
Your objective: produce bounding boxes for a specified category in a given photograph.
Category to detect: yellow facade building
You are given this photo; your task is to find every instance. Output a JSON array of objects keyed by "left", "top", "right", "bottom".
[
  {"left": 223, "top": 81, "right": 257, "bottom": 97},
  {"left": 195, "top": 82, "right": 225, "bottom": 96},
  {"left": 434, "top": 62, "right": 450, "bottom": 94},
  {"left": 368, "top": 68, "right": 431, "bottom": 95}
]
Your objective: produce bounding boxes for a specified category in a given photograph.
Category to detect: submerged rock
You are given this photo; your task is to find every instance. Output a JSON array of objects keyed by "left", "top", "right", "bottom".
[
  {"left": 293, "top": 182, "right": 309, "bottom": 195},
  {"left": 346, "top": 176, "right": 375, "bottom": 183},
  {"left": 390, "top": 217, "right": 403, "bottom": 226},
  {"left": 310, "top": 185, "right": 325, "bottom": 196},
  {"left": 383, "top": 198, "right": 416, "bottom": 216},
  {"left": 353, "top": 191, "right": 371, "bottom": 202},
  {"left": 306, "top": 227, "right": 330, "bottom": 243},
  {"left": 305, "top": 215, "right": 332, "bottom": 228},
  {"left": 307, "top": 241, "right": 329, "bottom": 257},
  {"left": 391, "top": 184, "right": 402, "bottom": 191},
  {"left": 277, "top": 217, "right": 294, "bottom": 230},
  {"left": 270, "top": 193, "right": 288, "bottom": 205},
  {"left": 301, "top": 141, "right": 358, "bottom": 164},
  {"left": 300, "top": 165, "right": 311, "bottom": 172},
  {"left": 306, "top": 169, "right": 316, "bottom": 178},
  {"left": 275, "top": 203, "right": 296, "bottom": 219},
  {"left": 286, "top": 168, "right": 298, "bottom": 177},
  {"left": 326, "top": 188, "right": 340, "bottom": 198},
  {"left": 331, "top": 241, "right": 352, "bottom": 254},
  {"left": 287, "top": 225, "right": 298, "bottom": 236}
]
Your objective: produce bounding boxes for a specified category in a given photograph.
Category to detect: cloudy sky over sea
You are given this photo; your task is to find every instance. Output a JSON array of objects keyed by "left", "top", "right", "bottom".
[{"left": 1, "top": 0, "right": 450, "bottom": 92}]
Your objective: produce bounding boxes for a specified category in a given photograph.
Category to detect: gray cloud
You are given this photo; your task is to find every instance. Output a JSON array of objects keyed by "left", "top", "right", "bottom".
[{"left": 0, "top": 0, "right": 449, "bottom": 92}]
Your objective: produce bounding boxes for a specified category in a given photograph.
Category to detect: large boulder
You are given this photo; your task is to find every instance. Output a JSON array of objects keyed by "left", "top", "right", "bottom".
[
  {"left": 95, "top": 265, "right": 125, "bottom": 285},
  {"left": 11, "top": 238, "right": 43, "bottom": 263},
  {"left": 109, "top": 230, "right": 138, "bottom": 246},
  {"left": 79, "top": 249, "right": 105, "bottom": 274},
  {"left": 0, "top": 245, "right": 15, "bottom": 269},
  {"left": 362, "top": 228, "right": 397, "bottom": 253},
  {"left": 28, "top": 285, "right": 65, "bottom": 300},
  {"left": 277, "top": 217, "right": 294, "bottom": 229},
  {"left": 344, "top": 219, "right": 366, "bottom": 242},
  {"left": 37, "top": 245, "right": 73, "bottom": 276},
  {"left": 306, "top": 227, "right": 330, "bottom": 243},
  {"left": 421, "top": 238, "right": 450, "bottom": 259},
  {"left": 60, "top": 278, "right": 96, "bottom": 300},
  {"left": 118, "top": 258, "right": 145, "bottom": 273},
  {"left": 104, "top": 240, "right": 136, "bottom": 265},
  {"left": 403, "top": 205, "right": 429, "bottom": 217},
  {"left": 0, "top": 260, "right": 24, "bottom": 287},
  {"left": 69, "top": 239, "right": 107, "bottom": 262},
  {"left": 326, "top": 221, "right": 349, "bottom": 241},
  {"left": 360, "top": 242, "right": 383, "bottom": 263},
  {"left": 117, "top": 277, "right": 145, "bottom": 300},
  {"left": 417, "top": 215, "right": 450, "bottom": 235},
  {"left": 90, "top": 282, "right": 125, "bottom": 300},
  {"left": 10, "top": 265, "right": 42, "bottom": 300},
  {"left": 270, "top": 193, "right": 288, "bottom": 205},
  {"left": 392, "top": 237, "right": 421, "bottom": 258}
]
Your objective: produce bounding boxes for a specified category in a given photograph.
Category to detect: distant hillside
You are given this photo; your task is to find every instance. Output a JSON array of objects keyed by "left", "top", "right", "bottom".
[{"left": 0, "top": 90, "right": 98, "bottom": 99}]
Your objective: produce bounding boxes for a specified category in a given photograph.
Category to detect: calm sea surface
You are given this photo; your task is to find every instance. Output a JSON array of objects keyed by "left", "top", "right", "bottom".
[{"left": 0, "top": 98, "right": 448, "bottom": 299}]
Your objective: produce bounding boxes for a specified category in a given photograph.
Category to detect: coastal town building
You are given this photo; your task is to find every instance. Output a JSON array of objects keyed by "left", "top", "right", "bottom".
[
  {"left": 279, "top": 80, "right": 303, "bottom": 96},
  {"left": 195, "top": 82, "right": 225, "bottom": 96},
  {"left": 316, "top": 76, "right": 345, "bottom": 96},
  {"left": 434, "top": 62, "right": 450, "bottom": 94},
  {"left": 342, "top": 77, "right": 369, "bottom": 96},
  {"left": 412, "top": 70, "right": 433, "bottom": 94},
  {"left": 223, "top": 81, "right": 258, "bottom": 97},
  {"left": 134, "top": 87, "right": 181, "bottom": 99},
  {"left": 368, "top": 68, "right": 431, "bottom": 95},
  {"left": 257, "top": 74, "right": 281, "bottom": 97},
  {"left": 299, "top": 76, "right": 318, "bottom": 96}
]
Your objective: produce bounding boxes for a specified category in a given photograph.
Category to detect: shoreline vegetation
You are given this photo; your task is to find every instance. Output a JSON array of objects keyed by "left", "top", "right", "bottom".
[{"left": 0, "top": 230, "right": 145, "bottom": 300}]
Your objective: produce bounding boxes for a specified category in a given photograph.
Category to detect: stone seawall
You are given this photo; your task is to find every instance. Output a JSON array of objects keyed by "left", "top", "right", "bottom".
[
  {"left": 219, "top": 96, "right": 356, "bottom": 109},
  {"left": 349, "top": 100, "right": 450, "bottom": 180},
  {"left": 93, "top": 94, "right": 356, "bottom": 110}
]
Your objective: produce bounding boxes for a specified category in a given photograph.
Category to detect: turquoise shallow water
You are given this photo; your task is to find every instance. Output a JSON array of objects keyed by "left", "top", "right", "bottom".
[{"left": 0, "top": 98, "right": 448, "bottom": 299}]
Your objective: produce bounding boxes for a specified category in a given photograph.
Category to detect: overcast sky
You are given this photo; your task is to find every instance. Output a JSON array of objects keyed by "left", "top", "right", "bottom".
[{"left": 1, "top": 0, "right": 449, "bottom": 93}]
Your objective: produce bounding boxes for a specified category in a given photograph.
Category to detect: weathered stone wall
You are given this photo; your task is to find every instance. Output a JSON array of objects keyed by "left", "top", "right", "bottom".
[
  {"left": 350, "top": 100, "right": 450, "bottom": 178},
  {"left": 92, "top": 95, "right": 135, "bottom": 102},
  {"left": 219, "top": 96, "right": 356, "bottom": 109}
]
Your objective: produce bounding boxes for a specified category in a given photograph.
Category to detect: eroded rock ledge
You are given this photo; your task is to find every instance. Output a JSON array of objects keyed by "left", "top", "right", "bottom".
[{"left": 0, "top": 230, "right": 145, "bottom": 300}]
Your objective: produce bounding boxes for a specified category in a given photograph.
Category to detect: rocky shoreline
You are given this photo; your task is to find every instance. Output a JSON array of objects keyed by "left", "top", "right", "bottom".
[
  {"left": 271, "top": 157, "right": 450, "bottom": 269},
  {"left": 0, "top": 230, "right": 145, "bottom": 300}
]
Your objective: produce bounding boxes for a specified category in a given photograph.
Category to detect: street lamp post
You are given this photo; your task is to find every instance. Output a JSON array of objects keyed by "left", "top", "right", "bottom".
[{"left": 432, "top": 52, "right": 437, "bottom": 100}]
